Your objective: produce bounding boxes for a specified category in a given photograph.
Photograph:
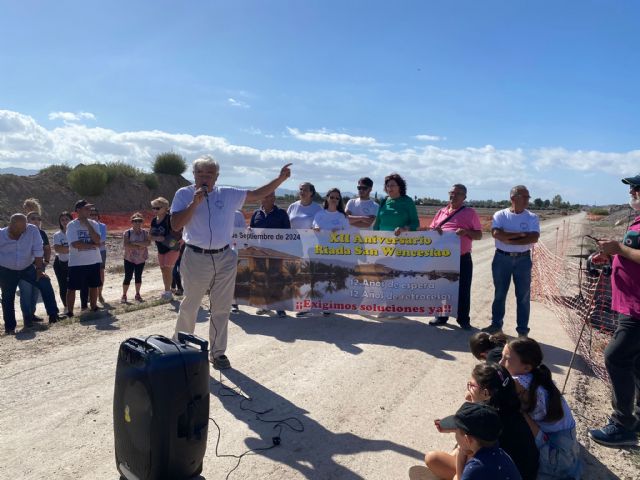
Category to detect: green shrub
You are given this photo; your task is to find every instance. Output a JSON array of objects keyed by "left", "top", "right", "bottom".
[
  {"left": 153, "top": 152, "right": 187, "bottom": 175},
  {"left": 588, "top": 208, "right": 609, "bottom": 216},
  {"left": 40, "top": 163, "right": 72, "bottom": 176},
  {"left": 67, "top": 165, "right": 108, "bottom": 196},
  {"left": 143, "top": 173, "right": 159, "bottom": 190},
  {"left": 103, "top": 161, "right": 143, "bottom": 183}
]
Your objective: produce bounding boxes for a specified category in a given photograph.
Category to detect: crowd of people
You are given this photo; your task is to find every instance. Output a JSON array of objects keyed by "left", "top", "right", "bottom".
[{"left": 1, "top": 156, "right": 639, "bottom": 477}]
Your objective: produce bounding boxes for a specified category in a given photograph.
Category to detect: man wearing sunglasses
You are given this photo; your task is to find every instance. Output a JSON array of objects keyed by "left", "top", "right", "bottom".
[
  {"left": 65, "top": 199, "right": 102, "bottom": 316},
  {"left": 589, "top": 174, "right": 640, "bottom": 447},
  {"left": 345, "top": 177, "right": 379, "bottom": 228}
]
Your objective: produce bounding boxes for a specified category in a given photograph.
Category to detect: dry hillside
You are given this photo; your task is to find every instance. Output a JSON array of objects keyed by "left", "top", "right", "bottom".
[{"left": 0, "top": 169, "right": 189, "bottom": 227}]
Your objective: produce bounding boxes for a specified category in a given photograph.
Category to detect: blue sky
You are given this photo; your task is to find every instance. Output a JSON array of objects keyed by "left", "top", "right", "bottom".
[{"left": 1, "top": 0, "right": 639, "bottom": 204}]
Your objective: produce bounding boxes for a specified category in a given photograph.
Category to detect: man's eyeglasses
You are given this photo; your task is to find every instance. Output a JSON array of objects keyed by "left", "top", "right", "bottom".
[
  {"left": 357, "top": 186, "right": 369, "bottom": 191},
  {"left": 151, "top": 207, "right": 162, "bottom": 210},
  {"left": 132, "top": 219, "right": 143, "bottom": 223}
]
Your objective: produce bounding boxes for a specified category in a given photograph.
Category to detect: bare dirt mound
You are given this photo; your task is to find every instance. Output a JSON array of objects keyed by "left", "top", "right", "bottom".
[{"left": 0, "top": 169, "right": 189, "bottom": 226}]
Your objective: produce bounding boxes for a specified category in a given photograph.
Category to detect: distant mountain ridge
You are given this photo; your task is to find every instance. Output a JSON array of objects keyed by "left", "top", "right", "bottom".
[{"left": 0, "top": 167, "right": 39, "bottom": 176}]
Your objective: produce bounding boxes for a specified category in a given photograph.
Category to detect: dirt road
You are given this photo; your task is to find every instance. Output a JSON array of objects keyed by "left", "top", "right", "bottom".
[{"left": 0, "top": 213, "right": 633, "bottom": 479}]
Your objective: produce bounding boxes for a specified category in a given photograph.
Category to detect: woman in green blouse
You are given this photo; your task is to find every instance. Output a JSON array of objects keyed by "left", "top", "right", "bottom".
[{"left": 373, "top": 173, "right": 420, "bottom": 235}]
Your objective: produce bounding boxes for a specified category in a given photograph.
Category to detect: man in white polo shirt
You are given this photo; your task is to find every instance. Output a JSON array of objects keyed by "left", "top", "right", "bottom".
[
  {"left": 65, "top": 199, "right": 103, "bottom": 316},
  {"left": 482, "top": 185, "right": 540, "bottom": 337},
  {"left": 345, "top": 177, "right": 379, "bottom": 228},
  {"left": 171, "top": 155, "right": 292, "bottom": 370}
]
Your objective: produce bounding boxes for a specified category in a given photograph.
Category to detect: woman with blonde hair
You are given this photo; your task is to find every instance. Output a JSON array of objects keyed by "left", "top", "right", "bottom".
[{"left": 149, "top": 197, "right": 182, "bottom": 300}]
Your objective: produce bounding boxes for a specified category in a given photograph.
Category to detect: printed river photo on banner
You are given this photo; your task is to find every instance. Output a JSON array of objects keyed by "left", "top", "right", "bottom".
[{"left": 232, "top": 228, "right": 461, "bottom": 317}]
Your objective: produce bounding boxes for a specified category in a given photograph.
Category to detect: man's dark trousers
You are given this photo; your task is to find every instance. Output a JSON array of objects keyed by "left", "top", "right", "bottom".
[
  {"left": 0, "top": 265, "right": 59, "bottom": 332},
  {"left": 605, "top": 314, "right": 640, "bottom": 429}
]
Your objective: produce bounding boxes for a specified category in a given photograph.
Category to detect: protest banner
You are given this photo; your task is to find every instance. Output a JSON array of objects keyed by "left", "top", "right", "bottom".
[{"left": 233, "top": 228, "right": 460, "bottom": 317}]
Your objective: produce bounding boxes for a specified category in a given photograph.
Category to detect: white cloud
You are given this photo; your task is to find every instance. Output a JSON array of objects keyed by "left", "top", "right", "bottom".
[
  {"left": 227, "top": 98, "right": 250, "bottom": 109},
  {"left": 415, "top": 134, "right": 445, "bottom": 142},
  {"left": 1, "top": 109, "right": 636, "bottom": 202},
  {"left": 287, "top": 127, "right": 382, "bottom": 146},
  {"left": 244, "top": 127, "right": 275, "bottom": 139},
  {"left": 48, "top": 111, "right": 96, "bottom": 123},
  {"left": 532, "top": 147, "right": 640, "bottom": 176}
]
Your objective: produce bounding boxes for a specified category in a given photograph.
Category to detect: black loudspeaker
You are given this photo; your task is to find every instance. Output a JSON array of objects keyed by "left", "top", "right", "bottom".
[{"left": 113, "top": 333, "right": 210, "bottom": 480}]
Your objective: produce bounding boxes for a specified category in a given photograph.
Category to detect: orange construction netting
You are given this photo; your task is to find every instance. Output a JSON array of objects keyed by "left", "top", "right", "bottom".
[{"left": 531, "top": 220, "right": 616, "bottom": 386}]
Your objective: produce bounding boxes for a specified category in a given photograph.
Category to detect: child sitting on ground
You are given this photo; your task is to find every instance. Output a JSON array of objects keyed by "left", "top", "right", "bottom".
[
  {"left": 469, "top": 331, "right": 508, "bottom": 363},
  {"left": 432, "top": 401, "right": 522, "bottom": 479},
  {"left": 500, "top": 337, "right": 582, "bottom": 479},
  {"left": 426, "top": 363, "right": 538, "bottom": 480}
]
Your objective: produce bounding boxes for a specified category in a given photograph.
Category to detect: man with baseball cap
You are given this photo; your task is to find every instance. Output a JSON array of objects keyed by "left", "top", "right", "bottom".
[
  {"left": 64, "top": 199, "right": 102, "bottom": 316},
  {"left": 589, "top": 173, "right": 640, "bottom": 447},
  {"left": 435, "top": 402, "right": 521, "bottom": 479}
]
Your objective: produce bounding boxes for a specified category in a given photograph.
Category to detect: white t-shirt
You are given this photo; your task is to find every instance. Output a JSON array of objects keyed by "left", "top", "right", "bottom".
[
  {"left": 492, "top": 208, "right": 540, "bottom": 253},
  {"left": 312, "top": 210, "right": 350, "bottom": 231},
  {"left": 53, "top": 230, "right": 70, "bottom": 262},
  {"left": 66, "top": 219, "right": 103, "bottom": 267},
  {"left": 287, "top": 201, "right": 323, "bottom": 229},
  {"left": 514, "top": 373, "right": 576, "bottom": 433},
  {"left": 345, "top": 198, "right": 379, "bottom": 217},
  {"left": 234, "top": 210, "right": 246, "bottom": 228},
  {"left": 171, "top": 185, "right": 247, "bottom": 249}
]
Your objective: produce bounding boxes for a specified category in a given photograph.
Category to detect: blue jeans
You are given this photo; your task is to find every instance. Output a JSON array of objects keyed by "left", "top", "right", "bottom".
[
  {"left": 18, "top": 279, "right": 40, "bottom": 319},
  {"left": 0, "top": 265, "right": 59, "bottom": 332},
  {"left": 490, "top": 250, "right": 532, "bottom": 334}
]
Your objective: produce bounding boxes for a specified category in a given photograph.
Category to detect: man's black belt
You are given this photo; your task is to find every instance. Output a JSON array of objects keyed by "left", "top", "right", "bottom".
[
  {"left": 187, "top": 244, "right": 229, "bottom": 254},
  {"left": 496, "top": 248, "right": 530, "bottom": 257}
]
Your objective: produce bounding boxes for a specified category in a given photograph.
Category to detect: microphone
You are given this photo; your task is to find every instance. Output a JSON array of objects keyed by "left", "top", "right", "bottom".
[{"left": 201, "top": 183, "right": 208, "bottom": 198}]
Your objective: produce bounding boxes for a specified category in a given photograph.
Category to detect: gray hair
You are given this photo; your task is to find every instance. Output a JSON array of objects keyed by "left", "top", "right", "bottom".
[
  {"left": 510, "top": 185, "right": 529, "bottom": 197},
  {"left": 192, "top": 155, "right": 219, "bottom": 174},
  {"left": 452, "top": 184, "right": 467, "bottom": 195},
  {"left": 10, "top": 213, "right": 27, "bottom": 224}
]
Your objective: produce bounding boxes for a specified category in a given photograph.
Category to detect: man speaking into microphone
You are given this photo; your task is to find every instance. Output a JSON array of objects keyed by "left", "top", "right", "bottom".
[{"left": 170, "top": 155, "right": 292, "bottom": 370}]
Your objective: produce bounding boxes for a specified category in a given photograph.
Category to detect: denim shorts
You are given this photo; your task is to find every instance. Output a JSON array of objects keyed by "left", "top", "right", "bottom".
[{"left": 537, "top": 428, "right": 582, "bottom": 479}]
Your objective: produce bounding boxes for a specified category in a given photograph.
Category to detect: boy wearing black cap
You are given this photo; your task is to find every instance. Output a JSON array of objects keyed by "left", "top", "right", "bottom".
[{"left": 437, "top": 402, "right": 521, "bottom": 479}]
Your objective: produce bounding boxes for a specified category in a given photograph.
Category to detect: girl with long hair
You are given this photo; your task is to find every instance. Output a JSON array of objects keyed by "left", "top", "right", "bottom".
[
  {"left": 426, "top": 363, "right": 539, "bottom": 480},
  {"left": 500, "top": 337, "right": 582, "bottom": 479}
]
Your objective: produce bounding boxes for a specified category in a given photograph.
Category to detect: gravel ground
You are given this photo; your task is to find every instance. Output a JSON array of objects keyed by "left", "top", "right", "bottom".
[{"left": 1, "top": 213, "right": 638, "bottom": 479}]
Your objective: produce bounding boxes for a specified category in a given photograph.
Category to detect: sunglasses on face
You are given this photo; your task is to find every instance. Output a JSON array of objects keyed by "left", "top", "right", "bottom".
[
  {"left": 328, "top": 196, "right": 341, "bottom": 201},
  {"left": 151, "top": 206, "right": 162, "bottom": 210},
  {"left": 29, "top": 217, "right": 41, "bottom": 221},
  {"left": 132, "top": 219, "right": 143, "bottom": 223},
  {"left": 357, "top": 186, "right": 369, "bottom": 191}
]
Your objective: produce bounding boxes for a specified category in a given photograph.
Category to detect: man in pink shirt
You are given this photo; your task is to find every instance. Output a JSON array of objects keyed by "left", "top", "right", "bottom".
[
  {"left": 589, "top": 174, "right": 640, "bottom": 447},
  {"left": 428, "top": 184, "right": 482, "bottom": 329}
]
